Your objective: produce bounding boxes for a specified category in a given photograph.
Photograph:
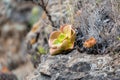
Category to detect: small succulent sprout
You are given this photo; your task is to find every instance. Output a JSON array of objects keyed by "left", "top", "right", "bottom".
[
  {"left": 117, "top": 36, "right": 120, "bottom": 40},
  {"left": 83, "top": 37, "right": 97, "bottom": 48},
  {"left": 29, "top": 6, "right": 41, "bottom": 26},
  {"left": 49, "top": 24, "right": 76, "bottom": 55},
  {"left": 32, "top": 6, "right": 39, "bottom": 15},
  {"left": 37, "top": 46, "right": 46, "bottom": 54}
]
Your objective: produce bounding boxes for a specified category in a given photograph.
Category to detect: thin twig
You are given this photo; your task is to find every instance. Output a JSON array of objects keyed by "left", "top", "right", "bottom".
[{"left": 32, "top": 0, "right": 56, "bottom": 27}]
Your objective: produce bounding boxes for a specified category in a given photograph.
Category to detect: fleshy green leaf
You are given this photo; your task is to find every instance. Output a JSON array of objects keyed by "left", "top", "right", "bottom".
[
  {"left": 53, "top": 33, "right": 67, "bottom": 46},
  {"left": 49, "top": 24, "right": 76, "bottom": 55},
  {"left": 53, "top": 39, "right": 62, "bottom": 46},
  {"left": 38, "top": 46, "right": 46, "bottom": 54},
  {"left": 117, "top": 36, "right": 120, "bottom": 40},
  {"left": 58, "top": 33, "right": 66, "bottom": 42}
]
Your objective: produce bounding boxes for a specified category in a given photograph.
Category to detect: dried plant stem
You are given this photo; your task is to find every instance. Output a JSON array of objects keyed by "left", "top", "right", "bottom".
[{"left": 32, "top": 0, "right": 56, "bottom": 27}]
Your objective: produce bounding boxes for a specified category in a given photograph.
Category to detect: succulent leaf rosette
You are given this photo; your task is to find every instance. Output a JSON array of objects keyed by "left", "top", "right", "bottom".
[{"left": 49, "top": 24, "right": 76, "bottom": 55}]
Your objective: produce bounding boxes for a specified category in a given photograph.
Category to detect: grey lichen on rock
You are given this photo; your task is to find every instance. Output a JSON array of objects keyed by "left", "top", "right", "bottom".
[
  {"left": 27, "top": 49, "right": 120, "bottom": 80},
  {"left": 26, "top": 0, "right": 120, "bottom": 80}
]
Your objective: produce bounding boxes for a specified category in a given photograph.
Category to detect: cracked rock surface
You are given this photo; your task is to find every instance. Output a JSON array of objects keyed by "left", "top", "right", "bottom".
[
  {"left": 26, "top": 0, "right": 120, "bottom": 80},
  {"left": 26, "top": 50, "right": 120, "bottom": 80}
]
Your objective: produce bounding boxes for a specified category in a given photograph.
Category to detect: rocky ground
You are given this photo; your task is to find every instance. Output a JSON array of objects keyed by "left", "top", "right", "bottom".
[
  {"left": 26, "top": 0, "right": 120, "bottom": 80},
  {"left": 26, "top": 50, "right": 120, "bottom": 80},
  {"left": 0, "top": 0, "right": 120, "bottom": 80}
]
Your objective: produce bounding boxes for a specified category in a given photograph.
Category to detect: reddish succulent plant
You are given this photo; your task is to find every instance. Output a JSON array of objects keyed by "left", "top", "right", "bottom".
[{"left": 49, "top": 24, "right": 76, "bottom": 55}]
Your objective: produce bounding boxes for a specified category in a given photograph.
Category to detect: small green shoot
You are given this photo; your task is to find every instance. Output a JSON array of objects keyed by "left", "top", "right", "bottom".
[
  {"left": 117, "top": 36, "right": 120, "bottom": 40},
  {"left": 37, "top": 46, "right": 46, "bottom": 54},
  {"left": 53, "top": 33, "right": 67, "bottom": 46}
]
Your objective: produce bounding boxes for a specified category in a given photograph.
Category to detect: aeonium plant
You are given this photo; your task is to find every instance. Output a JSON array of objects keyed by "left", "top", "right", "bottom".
[{"left": 49, "top": 24, "right": 76, "bottom": 55}]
